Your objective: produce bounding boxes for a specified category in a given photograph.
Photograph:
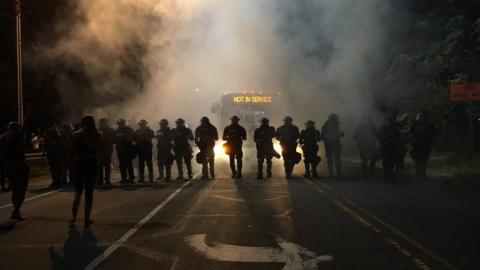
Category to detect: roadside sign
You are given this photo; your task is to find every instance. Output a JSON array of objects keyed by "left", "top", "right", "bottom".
[{"left": 450, "top": 84, "right": 480, "bottom": 101}]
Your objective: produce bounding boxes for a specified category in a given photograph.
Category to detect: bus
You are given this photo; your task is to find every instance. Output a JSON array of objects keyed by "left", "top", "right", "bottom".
[
  {"left": 210, "top": 92, "right": 285, "bottom": 158},
  {"left": 211, "top": 92, "right": 283, "bottom": 132}
]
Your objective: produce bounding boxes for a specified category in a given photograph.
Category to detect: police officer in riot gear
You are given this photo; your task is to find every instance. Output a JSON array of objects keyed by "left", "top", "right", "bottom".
[
  {"left": 135, "top": 120, "right": 155, "bottom": 182},
  {"left": 0, "top": 122, "right": 29, "bottom": 220},
  {"left": 97, "top": 118, "right": 115, "bottom": 185},
  {"left": 396, "top": 113, "right": 410, "bottom": 170},
  {"left": 379, "top": 114, "right": 403, "bottom": 176},
  {"left": 156, "top": 119, "right": 174, "bottom": 181},
  {"left": 276, "top": 116, "right": 300, "bottom": 178},
  {"left": 223, "top": 115, "right": 247, "bottom": 179},
  {"left": 115, "top": 119, "right": 136, "bottom": 183},
  {"left": 43, "top": 126, "right": 68, "bottom": 187},
  {"left": 172, "top": 118, "right": 194, "bottom": 179},
  {"left": 321, "top": 113, "right": 344, "bottom": 177},
  {"left": 299, "top": 120, "right": 321, "bottom": 178},
  {"left": 354, "top": 115, "right": 378, "bottom": 175},
  {"left": 254, "top": 117, "right": 276, "bottom": 179},
  {"left": 410, "top": 112, "right": 437, "bottom": 178},
  {"left": 195, "top": 117, "right": 218, "bottom": 179}
]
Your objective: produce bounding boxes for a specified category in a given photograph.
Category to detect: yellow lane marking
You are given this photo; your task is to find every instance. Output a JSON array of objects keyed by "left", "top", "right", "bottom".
[
  {"left": 209, "top": 194, "right": 291, "bottom": 202},
  {"left": 385, "top": 238, "right": 431, "bottom": 270},
  {"left": 305, "top": 180, "right": 461, "bottom": 270},
  {"left": 305, "top": 180, "right": 433, "bottom": 270},
  {"left": 334, "top": 198, "right": 431, "bottom": 270}
]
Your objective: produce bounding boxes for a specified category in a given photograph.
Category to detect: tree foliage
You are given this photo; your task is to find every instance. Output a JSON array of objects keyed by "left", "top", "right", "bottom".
[{"left": 382, "top": 0, "right": 480, "bottom": 153}]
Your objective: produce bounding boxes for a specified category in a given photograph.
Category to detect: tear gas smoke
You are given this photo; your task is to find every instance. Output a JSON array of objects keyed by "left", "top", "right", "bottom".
[{"left": 31, "top": 0, "right": 387, "bottom": 135}]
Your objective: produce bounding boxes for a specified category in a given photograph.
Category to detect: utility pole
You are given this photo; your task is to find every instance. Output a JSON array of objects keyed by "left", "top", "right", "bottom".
[{"left": 15, "top": 0, "right": 24, "bottom": 125}]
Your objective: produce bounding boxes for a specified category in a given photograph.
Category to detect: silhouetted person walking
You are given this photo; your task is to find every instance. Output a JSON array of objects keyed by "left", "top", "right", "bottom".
[
  {"left": 223, "top": 116, "right": 247, "bottom": 179},
  {"left": 172, "top": 118, "right": 194, "bottom": 179},
  {"left": 354, "top": 115, "right": 378, "bottom": 175},
  {"left": 0, "top": 122, "right": 29, "bottom": 220},
  {"left": 410, "top": 112, "right": 437, "bottom": 179},
  {"left": 299, "top": 120, "right": 321, "bottom": 178},
  {"left": 135, "top": 120, "right": 155, "bottom": 182},
  {"left": 156, "top": 119, "right": 174, "bottom": 181},
  {"left": 97, "top": 118, "right": 115, "bottom": 185},
  {"left": 195, "top": 117, "right": 218, "bottom": 179},
  {"left": 115, "top": 119, "right": 135, "bottom": 183},
  {"left": 321, "top": 114, "right": 344, "bottom": 177},
  {"left": 276, "top": 116, "right": 300, "bottom": 178},
  {"left": 43, "top": 127, "right": 68, "bottom": 187},
  {"left": 60, "top": 122, "right": 74, "bottom": 185},
  {"left": 66, "top": 116, "right": 101, "bottom": 227}
]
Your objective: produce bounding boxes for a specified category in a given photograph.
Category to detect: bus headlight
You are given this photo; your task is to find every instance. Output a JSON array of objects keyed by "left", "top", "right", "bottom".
[
  {"left": 214, "top": 141, "right": 227, "bottom": 157},
  {"left": 273, "top": 142, "right": 283, "bottom": 155}
]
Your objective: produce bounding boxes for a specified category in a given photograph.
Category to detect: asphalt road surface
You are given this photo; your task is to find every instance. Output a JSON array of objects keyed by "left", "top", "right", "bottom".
[{"left": 0, "top": 154, "right": 479, "bottom": 270}]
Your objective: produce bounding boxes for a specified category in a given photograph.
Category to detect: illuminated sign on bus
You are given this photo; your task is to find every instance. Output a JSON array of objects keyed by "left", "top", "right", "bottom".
[{"left": 233, "top": 96, "right": 272, "bottom": 103}]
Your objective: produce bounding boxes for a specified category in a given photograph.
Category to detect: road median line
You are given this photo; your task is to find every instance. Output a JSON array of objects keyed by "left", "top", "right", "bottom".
[{"left": 305, "top": 179, "right": 461, "bottom": 270}]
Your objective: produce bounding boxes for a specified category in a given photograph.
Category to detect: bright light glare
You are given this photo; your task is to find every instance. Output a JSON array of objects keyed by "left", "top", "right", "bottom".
[
  {"left": 273, "top": 141, "right": 283, "bottom": 156},
  {"left": 214, "top": 141, "right": 229, "bottom": 160}
]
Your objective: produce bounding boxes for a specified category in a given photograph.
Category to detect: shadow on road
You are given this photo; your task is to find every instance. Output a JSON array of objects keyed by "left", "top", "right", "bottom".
[
  {"left": 0, "top": 219, "right": 19, "bottom": 235},
  {"left": 233, "top": 175, "right": 293, "bottom": 245},
  {"left": 49, "top": 227, "right": 102, "bottom": 270}
]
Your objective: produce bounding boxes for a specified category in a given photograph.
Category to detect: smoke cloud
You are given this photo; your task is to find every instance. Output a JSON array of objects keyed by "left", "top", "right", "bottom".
[{"left": 31, "top": 0, "right": 387, "bottom": 131}]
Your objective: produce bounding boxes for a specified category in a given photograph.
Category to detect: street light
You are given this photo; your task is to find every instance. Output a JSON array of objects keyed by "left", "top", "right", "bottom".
[{"left": 15, "top": 0, "right": 24, "bottom": 125}]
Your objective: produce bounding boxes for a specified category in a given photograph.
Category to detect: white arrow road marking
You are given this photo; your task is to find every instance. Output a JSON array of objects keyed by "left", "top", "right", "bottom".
[
  {"left": 84, "top": 179, "right": 195, "bottom": 270},
  {"left": 185, "top": 234, "right": 333, "bottom": 269}
]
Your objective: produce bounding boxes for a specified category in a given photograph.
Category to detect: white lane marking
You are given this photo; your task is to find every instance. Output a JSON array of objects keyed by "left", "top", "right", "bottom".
[
  {"left": 169, "top": 255, "right": 179, "bottom": 270},
  {"left": 84, "top": 180, "right": 193, "bottom": 270},
  {"left": 185, "top": 234, "right": 333, "bottom": 269},
  {"left": 0, "top": 189, "right": 61, "bottom": 210},
  {"left": 122, "top": 244, "right": 171, "bottom": 262},
  {"left": 209, "top": 194, "right": 291, "bottom": 202}
]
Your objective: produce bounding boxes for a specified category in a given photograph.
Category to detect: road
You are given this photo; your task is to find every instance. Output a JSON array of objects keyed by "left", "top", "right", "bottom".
[{"left": 0, "top": 154, "right": 479, "bottom": 270}]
